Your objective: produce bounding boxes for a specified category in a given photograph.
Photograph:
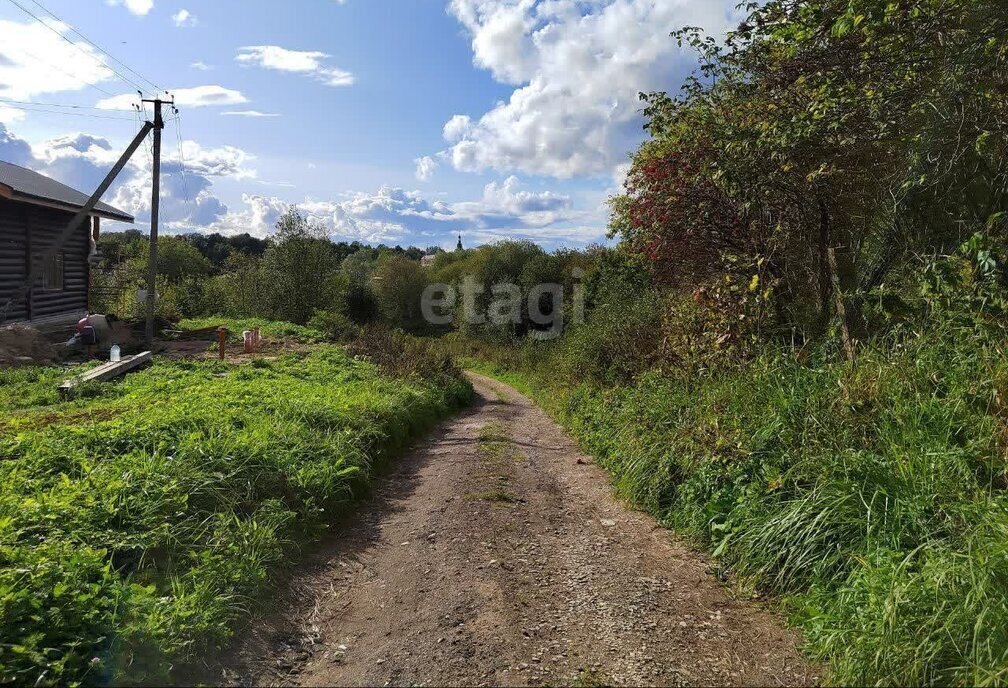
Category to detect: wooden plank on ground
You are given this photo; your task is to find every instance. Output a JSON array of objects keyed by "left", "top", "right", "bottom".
[{"left": 58, "top": 351, "right": 153, "bottom": 395}]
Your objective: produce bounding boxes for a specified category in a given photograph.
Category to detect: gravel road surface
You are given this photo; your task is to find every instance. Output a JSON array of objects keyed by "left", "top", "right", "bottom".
[{"left": 214, "top": 373, "right": 817, "bottom": 687}]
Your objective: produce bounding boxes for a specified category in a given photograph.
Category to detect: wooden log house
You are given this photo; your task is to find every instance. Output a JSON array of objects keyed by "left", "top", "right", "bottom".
[{"left": 0, "top": 160, "right": 134, "bottom": 327}]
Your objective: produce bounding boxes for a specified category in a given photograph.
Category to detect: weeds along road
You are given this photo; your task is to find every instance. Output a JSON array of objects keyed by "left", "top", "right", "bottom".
[{"left": 216, "top": 373, "right": 816, "bottom": 687}]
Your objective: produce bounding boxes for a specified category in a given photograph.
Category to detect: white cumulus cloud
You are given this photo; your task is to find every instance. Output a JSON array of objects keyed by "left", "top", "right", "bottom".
[
  {"left": 0, "top": 121, "right": 256, "bottom": 233},
  {"left": 106, "top": 0, "right": 154, "bottom": 16},
  {"left": 212, "top": 176, "right": 589, "bottom": 245},
  {"left": 0, "top": 105, "right": 25, "bottom": 125},
  {"left": 172, "top": 140, "right": 256, "bottom": 179},
  {"left": 236, "top": 45, "right": 354, "bottom": 87},
  {"left": 0, "top": 19, "right": 115, "bottom": 100},
  {"left": 414, "top": 156, "right": 438, "bottom": 181},
  {"left": 440, "top": 0, "right": 739, "bottom": 179},
  {"left": 172, "top": 9, "right": 198, "bottom": 27}
]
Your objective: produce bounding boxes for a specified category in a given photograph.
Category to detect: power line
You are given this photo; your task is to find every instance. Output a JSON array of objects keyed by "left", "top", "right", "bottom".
[
  {"left": 24, "top": 0, "right": 163, "bottom": 95},
  {"left": 0, "top": 97, "right": 135, "bottom": 112},
  {"left": 171, "top": 109, "right": 192, "bottom": 208},
  {"left": 133, "top": 103, "right": 153, "bottom": 168},
  {"left": 0, "top": 103, "right": 134, "bottom": 120},
  {"left": 4, "top": 44, "right": 119, "bottom": 98},
  {"left": 4, "top": 0, "right": 155, "bottom": 97},
  {"left": 131, "top": 103, "right": 146, "bottom": 163},
  {"left": 144, "top": 106, "right": 155, "bottom": 167},
  {"left": 141, "top": 100, "right": 156, "bottom": 165},
  {"left": 5, "top": 0, "right": 149, "bottom": 95}
]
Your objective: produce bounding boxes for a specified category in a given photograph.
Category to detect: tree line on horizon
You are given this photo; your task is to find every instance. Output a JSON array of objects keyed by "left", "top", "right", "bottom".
[{"left": 91, "top": 217, "right": 450, "bottom": 328}]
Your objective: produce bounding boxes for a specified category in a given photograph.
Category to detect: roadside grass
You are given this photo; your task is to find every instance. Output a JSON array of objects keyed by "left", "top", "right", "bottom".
[
  {"left": 446, "top": 319, "right": 1008, "bottom": 685},
  {"left": 478, "top": 422, "right": 510, "bottom": 448},
  {"left": 0, "top": 345, "right": 471, "bottom": 686},
  {"left": 469, "top": 422, "right": 523, "bottom": 501},
  {"left": 478, "top": 422, "right": 524, "bottom": 464},
  {"left": 574, "top": 667, "right": 606, "bottom": 687}
]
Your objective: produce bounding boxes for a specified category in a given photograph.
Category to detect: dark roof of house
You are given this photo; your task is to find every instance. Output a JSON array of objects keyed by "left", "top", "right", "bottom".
[{"left": 0, "top": 160, "right": 134, "bottom": 223}]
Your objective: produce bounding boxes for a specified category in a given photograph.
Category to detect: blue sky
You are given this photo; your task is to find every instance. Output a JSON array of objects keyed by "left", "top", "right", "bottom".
[{"left": 0, "top": 0, "right": 736, "bottom": 250}]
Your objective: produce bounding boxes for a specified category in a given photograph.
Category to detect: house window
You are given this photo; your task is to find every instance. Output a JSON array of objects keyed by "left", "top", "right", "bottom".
[{"left": 40, "top": 253, "right": 64, "bottom": 292}]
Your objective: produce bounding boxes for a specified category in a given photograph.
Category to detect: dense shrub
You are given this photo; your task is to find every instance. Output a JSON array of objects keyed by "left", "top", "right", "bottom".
[
  {"left": 372, "top": 255, "right": 430, "bottom": 332},
  {"left": 427, "top": 240, "right": 583, "bottom": 339},
  {"left": 348, "top": 325, "right": 461, "bottom": 383},
  {"left": 553, "top": 289, "right": 664, "bottom": 385},
  {"left": 343, "top": 282, "right": 380, "bottom": 325},
  {"left": 308, "top": 309, "right": 359, "bottom": 342}
]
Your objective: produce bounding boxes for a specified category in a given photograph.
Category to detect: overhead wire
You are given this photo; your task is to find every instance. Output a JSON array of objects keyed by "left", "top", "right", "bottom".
[
  {"left": 3, "top": 43, "right": 119, "bottom": 98},
  {"left": 0, "top": 97, "right": 135, "bottom": 112},
  {"left": 3, "top": 0, "right": 156, "bottom": 97},
  {"left": 0, "top": 103, "right": 134, "bottom": 120},
  {"left": 24, "top": 0, "right": 163, "bottom": 95},
  {"left": 2, "top": 0, "right": 188, "bottom": 227},
  {"left": 144, "top": 118, "right": 154, "bottom": 168},
  {"left": 2, "top": 0, "right": 173, "bottom": 132},
  {"left": 0, "top": 0, "right": 199, "bottom": 250},
  {"left": 171, "top": 109, "right": 192, "bottom": 208},
  {"left": 131, "top": 101, "right": 143, "bottom": 133},
  {"left": 133, "top": 102, "right": 153, "bottom": 168}
]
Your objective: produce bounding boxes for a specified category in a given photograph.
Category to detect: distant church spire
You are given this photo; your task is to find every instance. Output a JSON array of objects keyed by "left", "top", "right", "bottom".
[{"left": 456, "top": 234, "right": 463, "bottom": 251}]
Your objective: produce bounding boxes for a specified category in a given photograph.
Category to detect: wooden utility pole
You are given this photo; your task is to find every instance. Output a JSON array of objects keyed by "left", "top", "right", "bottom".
[{"left": 142, "top": 97, "right": 167, "bottom": 348}]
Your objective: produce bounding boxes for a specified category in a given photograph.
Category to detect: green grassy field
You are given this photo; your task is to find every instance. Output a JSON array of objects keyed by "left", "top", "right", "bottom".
[{"left": 0, "top": 345, "right": 470, "bottom": 685}]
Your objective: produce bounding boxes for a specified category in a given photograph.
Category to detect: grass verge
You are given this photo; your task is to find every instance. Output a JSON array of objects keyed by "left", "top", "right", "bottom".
[
  {"left": 447, "top": 323, "right": 1008, "bottom": 685},
  {"left": 0, "top": 345, "right": 470, "bottom": 685},
  {"left": 178, "top": 317, "right": 327, "bottom": 343}
]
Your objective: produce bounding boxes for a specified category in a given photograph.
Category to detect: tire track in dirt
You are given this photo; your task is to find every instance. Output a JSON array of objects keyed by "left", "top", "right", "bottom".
[{"left": 211, "top": 373, "right": 817, "bottom": 687}]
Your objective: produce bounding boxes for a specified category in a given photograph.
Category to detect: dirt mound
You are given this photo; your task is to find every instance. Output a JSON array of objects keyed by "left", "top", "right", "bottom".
[{"left": 0, "top": 325, "right": 58, "bottom": 366}]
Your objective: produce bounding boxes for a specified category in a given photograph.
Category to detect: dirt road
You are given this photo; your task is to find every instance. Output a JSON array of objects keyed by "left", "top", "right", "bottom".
[{"left": 217, "top": 373, "right": 816, "bottom": 687}]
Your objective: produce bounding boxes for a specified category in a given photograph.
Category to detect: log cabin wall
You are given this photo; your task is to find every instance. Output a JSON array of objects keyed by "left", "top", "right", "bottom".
[
  {"left": 0, "top": 197, "right": 89, "bottom": 325},
  {"left": 0, "top": 197, "right": 29, "bottom": 323}
]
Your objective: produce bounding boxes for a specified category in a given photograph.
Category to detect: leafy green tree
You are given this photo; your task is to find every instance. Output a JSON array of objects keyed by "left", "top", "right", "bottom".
[
  {"left": 262, "top": 208, "right": 337, "bottom": 324},
  {"left": 218, "top": 252, "right": 269, "bottom": 316},
  {"left": 154, "top": 237, "right": 212, "bottom": 284},
  {"left": 339, "top": 248, "right": 380, "bottom": 324},
  {"left": 372, "top": 254, "right": 429, "bottom": 332},
  {"left": 341, "top": 248, "right": 377, "bottom": 285},
  {"left": 179, "top": 232, "right": 268, "bottom": 269}
]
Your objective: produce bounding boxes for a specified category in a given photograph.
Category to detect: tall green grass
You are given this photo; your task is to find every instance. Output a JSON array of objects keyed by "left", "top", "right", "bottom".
[
  {"left": 453, "top": 316, "right": 1008, "bottom": 685},
  {"left": 178, "top": 316, "right": 327, "bottom": 342},
  {"left": 0, "top": 347, "right": 470, "bottom": 685}
]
